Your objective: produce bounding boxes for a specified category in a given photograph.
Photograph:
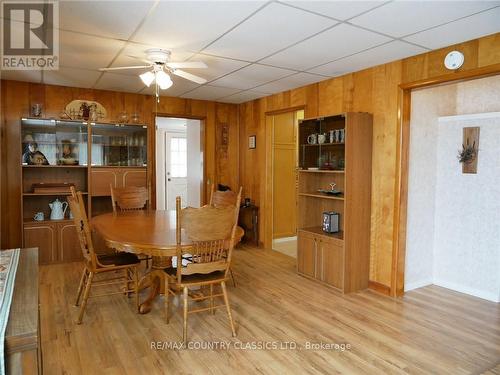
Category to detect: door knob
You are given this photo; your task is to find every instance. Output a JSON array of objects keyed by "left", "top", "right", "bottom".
[{"left": 167, "top": 178, "right": 171, "bottom": 181}]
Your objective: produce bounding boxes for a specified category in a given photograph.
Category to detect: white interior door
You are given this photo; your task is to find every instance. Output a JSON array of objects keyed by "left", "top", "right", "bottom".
[{"left": 166, "top": 133, "right": 188, "bottom": 209}]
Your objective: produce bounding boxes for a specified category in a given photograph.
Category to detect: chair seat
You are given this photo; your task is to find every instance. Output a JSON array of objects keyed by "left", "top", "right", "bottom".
[
  {"left": 164, "top": 267, "right": 227, "bottom": 285},
  {"left": 97, "top": 252, "right": 140, "bottom": 267}
]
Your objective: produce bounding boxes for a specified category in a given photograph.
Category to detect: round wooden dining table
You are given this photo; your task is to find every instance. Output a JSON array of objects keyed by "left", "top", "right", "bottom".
[{"left": 92, "top": 210, "right": 244, "bottom": 314}]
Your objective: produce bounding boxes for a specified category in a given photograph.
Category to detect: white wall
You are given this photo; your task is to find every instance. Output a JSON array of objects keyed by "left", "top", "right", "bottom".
[
  {"left": 433, "top": 113, "right": 500, "bottom": 302},
  {"left": 405, "top": 75, "right": 500, "bottom": 302}
]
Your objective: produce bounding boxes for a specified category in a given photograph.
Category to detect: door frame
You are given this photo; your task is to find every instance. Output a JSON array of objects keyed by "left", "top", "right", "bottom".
[
  {"left": 392, "top": 64, "right": 500, "bottom": 297},
  {"left": 263, "top": 106, "right": 305, "bottom": 250},
  {"left": 151, "top": 112, "right": 206, "bottom": 209}
]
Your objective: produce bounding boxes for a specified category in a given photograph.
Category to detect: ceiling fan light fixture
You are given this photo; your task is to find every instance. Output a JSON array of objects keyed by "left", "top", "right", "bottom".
[
  {"left": 140, "top": 71, "right": 155, "bottom": 87},
  {"left": 156, "top": 70, "right": 173, "bottom": 90}
]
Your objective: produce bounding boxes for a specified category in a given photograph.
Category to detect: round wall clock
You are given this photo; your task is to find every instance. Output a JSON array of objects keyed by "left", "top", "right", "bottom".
[{"left": 444, "top": 51, "right": 464, "bottom": 70}]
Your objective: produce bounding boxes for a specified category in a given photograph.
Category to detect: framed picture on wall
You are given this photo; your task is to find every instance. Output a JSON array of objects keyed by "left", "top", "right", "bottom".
[{"left": 248, "top": 135, "right": 256, "bottom": 149}]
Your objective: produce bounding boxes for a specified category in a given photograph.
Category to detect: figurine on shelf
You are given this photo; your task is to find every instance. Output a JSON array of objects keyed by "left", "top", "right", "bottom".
[
  {"left": 22, "top": 142, "right": 49, "bottom": 165},
  {"left": 80, "top": 102, "right": 91, "bottom": 120},
  {"left": 58, "top": 140, "right": 79, "bottom": 165}
]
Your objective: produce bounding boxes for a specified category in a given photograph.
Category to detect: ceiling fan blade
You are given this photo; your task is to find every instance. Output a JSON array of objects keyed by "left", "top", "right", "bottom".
[
  {"left": 173, "top": 69, "right": 207, "bottom": 84},
  {"left": 99, "top": 65, "right": 151, "bottom": 71},
  {"left": 166, "top": 61, "right": 207, "bottom": 69}
]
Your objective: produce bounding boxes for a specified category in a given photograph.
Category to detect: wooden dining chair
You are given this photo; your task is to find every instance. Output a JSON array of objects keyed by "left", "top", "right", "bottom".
[
  {"left": 209, "top": 184, "right": 240, "bottom": 207},
  {"left": 164, "top": 193, "right": 241, "bottom": 344},
  {"left": 110, "top": 184, "right": 150, "bottom": 212},
  {"left": 110, "top": 183, "right": 152, "bottom": 268},
  {"left": 209, "top": 185, "right": 243, "bottom": 286},
  {"left": 69, "top": 187, "right": 140, "bottom": 324}
]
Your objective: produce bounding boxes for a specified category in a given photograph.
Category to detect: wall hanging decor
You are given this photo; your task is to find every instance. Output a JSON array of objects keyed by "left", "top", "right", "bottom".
[
  {"left": 248, "top": 135, "right": 256, "bottom": 149},
  {"left": 458, "top": 127, "right": 480, "bottom": 174},
  {"left": 65, "top": 100, "right": 107, "bottom": 121}
]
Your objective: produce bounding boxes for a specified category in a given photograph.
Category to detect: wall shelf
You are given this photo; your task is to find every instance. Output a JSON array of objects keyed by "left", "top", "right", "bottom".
[
  {"left": 298, "top": 169, "right": 344, "bottom": 174},
  {"left": 297, "top": 112, "right": 372, "bottom": 294},
  {"left": 299, "top": 192, "right": 344, "bottom": 201}
]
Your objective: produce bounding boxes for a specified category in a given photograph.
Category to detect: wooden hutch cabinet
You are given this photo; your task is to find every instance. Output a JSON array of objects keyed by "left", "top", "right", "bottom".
[
  {"left": 20, "top": 118, "right": 148, "bottom": 264},
  {"left": 297, "top": 113, "right": 372, "bottom": 293}
]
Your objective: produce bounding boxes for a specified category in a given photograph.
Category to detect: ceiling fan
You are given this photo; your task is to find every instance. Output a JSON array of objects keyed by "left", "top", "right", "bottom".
[{"left": 99, "top": 48, "right": 208, "bottom": 98}]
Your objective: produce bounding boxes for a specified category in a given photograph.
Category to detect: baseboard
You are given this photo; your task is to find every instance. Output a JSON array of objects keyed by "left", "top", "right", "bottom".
[
  {"left": 368, "top": 281, "right": 391, "bottom": 296},
  {"left": 433, "top": 279, "right": 500, "bottom": 303},
  {"left": 273, "top": 236, "right": 297, "bottom": 243},
  {"left": 404, "top": 279, "right": 433, "bottom": 292}
]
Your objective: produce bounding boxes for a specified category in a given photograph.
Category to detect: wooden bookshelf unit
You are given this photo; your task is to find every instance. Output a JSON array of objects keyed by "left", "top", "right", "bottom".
[
  {"left": 20, "top": 118, "right": 148, "bottom": 264},
  {"left": 297, "top": 112, "right": 372, "bottom": 293}
]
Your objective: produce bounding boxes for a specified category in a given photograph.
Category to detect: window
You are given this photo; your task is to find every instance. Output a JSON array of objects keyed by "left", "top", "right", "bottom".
[{"left": 170, "top": 137, "right": 187, "bottom": 177}]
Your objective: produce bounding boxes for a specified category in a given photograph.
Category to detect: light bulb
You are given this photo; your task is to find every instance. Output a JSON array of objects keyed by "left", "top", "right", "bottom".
[
  {"left": 139, "top": 71, "right": 155, "bottom": 87},
  {"left": 155, "top": 70, "right": 173, "bottom": 90}
]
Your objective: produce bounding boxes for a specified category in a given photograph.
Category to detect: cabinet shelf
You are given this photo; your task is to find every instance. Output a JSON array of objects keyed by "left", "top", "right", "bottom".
[
  {"left": 23, "top": 192, "right": 88, "bottom": 196},
  {"left": 23, "top": 218, "right": 73, "bottom": 224},
  {"left": 298, "top": 169, "right": 344, "bottom": 174},
  {"left": 300, "top": 142, "right": 345, "bottom": 147},
  {"left": 22, "top": 165, "right": 88, "bottom": 168},
  {"left": 300, "top": 226, "right": 344, "bottom": 241},
  {"left": 299, "top": 192, "right": 344, "bottom": 201}
]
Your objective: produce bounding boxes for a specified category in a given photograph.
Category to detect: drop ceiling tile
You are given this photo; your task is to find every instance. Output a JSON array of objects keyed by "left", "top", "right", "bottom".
[
  {"left": 60, "top": 31, "right": 125, "bottom": 70},
  {"left": 309, "top": 40, "right": 427, "bottom": 76},
  {"left": 349, "top": 1, "right": 500, "bottom": 38},
  {"left": 0, "top": 70, "right": 42, "bottom": 83},
  {"left": 43, "top": 67, "right": 101, "bottom": 88},
  {"left": 188, "top": 54, "right": 250, "bottom": 82},
  {"left": 210, "top": 64, "right": 295, "bottom": 90},
  {"left": 285, "top": 1, "right": 387, "bottom": 21},
  {"left": 109, "top": 43, "right": 193, "bottom": 74},
  {"left": 94, "top": 72, "right": 145, "bottom": 93},
  {"left": 203, "top": 2, "right": 337, "bottom": 61},
  {"left": 140, "top": 76, "right": 200, "bottom": 97},
  {"left": 220, "top": 90, "right": 269, "bottom": 104},
  {"left": 132, "top": 1, "right": 265, "bottom": 52},
  {"left": 255, "top": 72, "right": 326, "bottom": 94},
  {"left": 404, "top": 7, "right": 500, "bottom": 50},
  {"left": 60, "top": 1, "right": 155, "bottom": 40},
  {"left": 181, "top": 85, "right": 241, "bottom": 101},
  {"left": 262, "top": 23, "right": 391, "bottom": 71}
]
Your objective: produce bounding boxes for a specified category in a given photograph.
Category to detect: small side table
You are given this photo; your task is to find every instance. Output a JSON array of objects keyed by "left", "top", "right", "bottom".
[{"left": 238, "top": 204, "right": 259, "bottom": 246}]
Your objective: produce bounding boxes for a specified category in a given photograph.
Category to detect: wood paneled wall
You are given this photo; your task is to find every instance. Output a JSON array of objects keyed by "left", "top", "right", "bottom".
[
  {"left": 238, "top": 33, "right": 500, "bottom": 289},
  {"left": 0, "top": 80, "right": 239, "bottom": 248}
]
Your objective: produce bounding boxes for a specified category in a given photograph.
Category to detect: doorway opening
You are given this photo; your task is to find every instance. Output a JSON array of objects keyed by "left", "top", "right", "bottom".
[
  {"left": 266, "top": 109, "right": 304, "bottom": 257},
  {"left": 404, "top": 74, "right": 500, "bottom": 302},
  {"left": 155, "top": 117, "right": 203, "bottom": 210}
]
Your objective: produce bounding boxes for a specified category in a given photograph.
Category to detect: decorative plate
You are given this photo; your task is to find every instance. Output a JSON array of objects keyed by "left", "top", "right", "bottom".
[{"left": 65, "top": 100, "right": 107, "bottom": 121}]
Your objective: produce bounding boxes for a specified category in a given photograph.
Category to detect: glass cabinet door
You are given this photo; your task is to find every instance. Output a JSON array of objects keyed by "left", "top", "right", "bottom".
[
  {"left": 21, "top": 118, "right": 88, "bottom": 166},
  {"left": 91, "top": 123, "right": 147, "bottom": 166},
  {"left": 298, "top": 118, "right": 321, "bottom": 169},
  {"left": 298, "top": 115, "right": 346, "bottom": 170}
]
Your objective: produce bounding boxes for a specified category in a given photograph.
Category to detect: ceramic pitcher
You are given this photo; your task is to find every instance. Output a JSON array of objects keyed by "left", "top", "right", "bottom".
[{"left": 49, "top": 198, "right": 68, "bottom": 220}]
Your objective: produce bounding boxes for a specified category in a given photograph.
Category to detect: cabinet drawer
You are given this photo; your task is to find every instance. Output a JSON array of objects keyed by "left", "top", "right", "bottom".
[
  {"left": 91, "top": 169, "right": 117, "bottom": 196},
  {"left": 24, "top": 223, "right": 57, "bottom": 264},
  {"left": 122, "top": 168, "right": 147, "bottom": 188},
  {"left": 319, "top": 239, "right": 344, "bottom": 289},
  {"left": 297, "top": 231, "right": 316, "bottom": 278},
  {"left": 58, "top": 223, "right": 83, "bottom": 262}
]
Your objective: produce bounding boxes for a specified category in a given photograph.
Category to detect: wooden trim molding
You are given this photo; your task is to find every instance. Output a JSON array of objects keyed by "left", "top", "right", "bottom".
[
  {"left": 392, "top": 66, "right": 500, "bottom": 298},
  {"left": 399, "top": 63, "right": 500, "bottom": 90},
  {"left": 368, "top": 281, "right": 391, "bottom": 296}
]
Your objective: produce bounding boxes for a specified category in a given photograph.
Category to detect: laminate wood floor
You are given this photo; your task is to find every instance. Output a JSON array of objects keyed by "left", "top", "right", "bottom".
[{"left": 40, "top": 246, "right": 500, "bottom": 374}]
